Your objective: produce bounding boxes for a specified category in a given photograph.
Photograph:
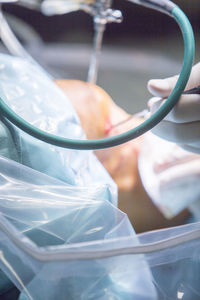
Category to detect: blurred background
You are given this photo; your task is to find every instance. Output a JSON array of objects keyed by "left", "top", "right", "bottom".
[{"left": 2, "top": 1, "right": 200, "bottom": 113}]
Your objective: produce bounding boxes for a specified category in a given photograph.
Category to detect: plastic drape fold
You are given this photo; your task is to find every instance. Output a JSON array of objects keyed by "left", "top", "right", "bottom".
[
  {"left": 0, "top": 156, "right": 200, "bottom": 299},
  {"left": 0, "top": 155, "right": 156, "bottom": 299}
]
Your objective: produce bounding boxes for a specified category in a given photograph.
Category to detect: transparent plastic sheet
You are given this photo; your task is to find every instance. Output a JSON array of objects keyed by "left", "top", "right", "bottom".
[
  {"left": 139, "top": 133, "right": 200, "bottom": 220},
  {"left": 0, "top": 155, "right": 157, "bottom": 300},
  {"left": 0, "top": 53, "right": 199, "bottom": 300},
  {"left": 0, "top": 53, "right": 116, "bottom": 203},
  {"left": 0, "top": 53, "right": 117, "bottom": 296},
  {"left": 137, "top": 224, "right": 200, "bottom": 300},
  {"left": 0, "top": 157, "right": 200, "bottom": 299}
]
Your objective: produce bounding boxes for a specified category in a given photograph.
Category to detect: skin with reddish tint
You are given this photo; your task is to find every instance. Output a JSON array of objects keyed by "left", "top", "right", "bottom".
[{"left": 55, "top": 79, "right": 190, "bottom": 233}]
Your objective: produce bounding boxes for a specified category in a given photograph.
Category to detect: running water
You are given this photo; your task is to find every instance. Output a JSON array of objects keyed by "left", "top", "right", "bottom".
[{"left": 41, "top": 0, "right": 107, "bottom": 84}]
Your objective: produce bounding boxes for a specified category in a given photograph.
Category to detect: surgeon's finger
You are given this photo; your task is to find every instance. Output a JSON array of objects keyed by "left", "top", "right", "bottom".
[
  {"left": 148, "top": 75, "right": 178, "bottom": 98},
  {"left": 148, "top": 94, "right": 200, "bottom": 123},
  {"left": 148, "top": 62, "right": 200, "bottom": 98},
  {"left": 151, "top": 120, "right": 200, "bottom": 144}
]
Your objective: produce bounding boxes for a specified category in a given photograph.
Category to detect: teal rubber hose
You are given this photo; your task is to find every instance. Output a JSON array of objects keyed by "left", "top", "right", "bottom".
[{"left": 0, "top": 6, "right": 195, "bottom": 150}]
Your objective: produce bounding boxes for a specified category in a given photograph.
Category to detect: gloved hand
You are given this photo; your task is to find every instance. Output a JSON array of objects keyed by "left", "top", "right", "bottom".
[{"left": 147, "top": 62, "right": 200, "bottom": 154}]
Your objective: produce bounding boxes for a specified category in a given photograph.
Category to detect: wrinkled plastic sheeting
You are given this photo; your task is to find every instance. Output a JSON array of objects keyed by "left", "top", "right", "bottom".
[
  {"left": 0, "top": 156, "right": 156, "bottom": 300},
  {"left": 18, "top": 232, "right": 200, "bottom": 300},
  {"left": 138, "top": 223, "right": 200, "bottom": 300},
  {"left": 0, "top": 157, "right": 200, "bottom": 299},
  {"left": 0, "top": 156, "right": 119, "bottom": 240},
  {"left": 0, "top": 53, "right": 116, "bottom": 204},
  {"left": 0, "top": 53, "right": 118, "bottom": 297}
]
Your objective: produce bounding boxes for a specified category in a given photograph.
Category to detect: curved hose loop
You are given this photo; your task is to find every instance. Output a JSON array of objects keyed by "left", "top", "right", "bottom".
[{"left": 0, "top": 4, "right": 195, "bottom": 150}]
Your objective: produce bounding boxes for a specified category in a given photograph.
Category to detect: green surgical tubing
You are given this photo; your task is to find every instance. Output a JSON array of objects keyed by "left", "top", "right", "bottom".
[{"left": 0, "top": 6, "right": 195, "bottom": 150}]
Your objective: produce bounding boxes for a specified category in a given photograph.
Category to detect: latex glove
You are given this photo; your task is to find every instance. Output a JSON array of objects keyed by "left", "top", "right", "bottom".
[{"left": 147, "top": 62, "right": 200, "bottom": 154}]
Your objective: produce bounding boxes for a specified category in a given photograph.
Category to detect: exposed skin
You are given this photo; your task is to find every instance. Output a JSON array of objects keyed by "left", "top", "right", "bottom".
[
  {"left": 54, "top": 80, "right": 110, "bottom": 138},
  {"left": 55, "top": 79, "right": 190, "bottom": 233}
]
